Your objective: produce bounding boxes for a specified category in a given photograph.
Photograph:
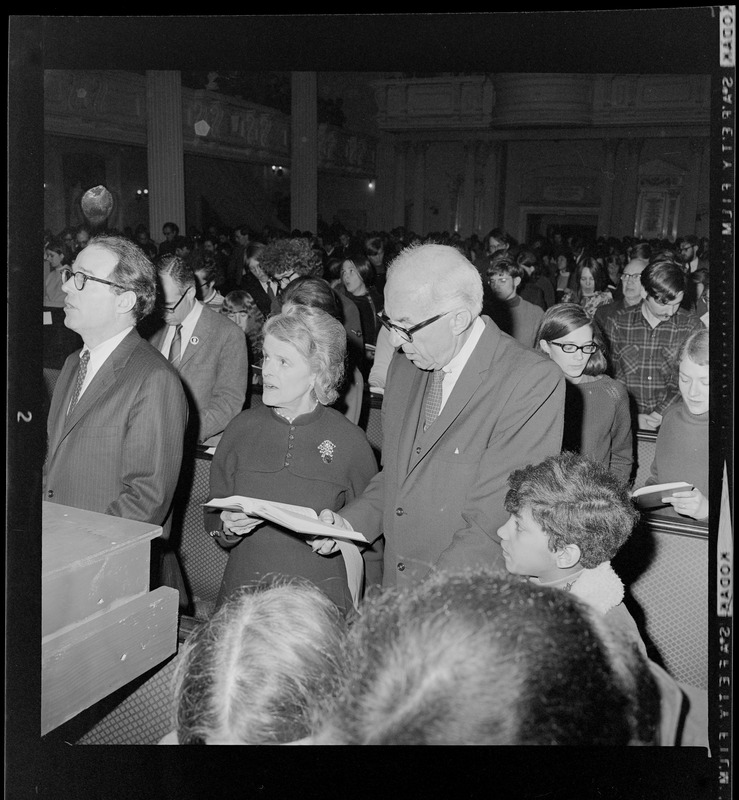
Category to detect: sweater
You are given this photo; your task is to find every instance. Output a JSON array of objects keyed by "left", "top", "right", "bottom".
[{"left": 563, "top": 375, "right": 633, "bottom": 483}]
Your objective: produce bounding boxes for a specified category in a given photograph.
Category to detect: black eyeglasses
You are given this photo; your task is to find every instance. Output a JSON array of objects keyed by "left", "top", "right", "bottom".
[
  {"left": 377, "top": 310, "right": 453, "bottom": 343},
  {"left": 162, "top": 288, "right": 190, "bottom": 314},
  {"left": 620, "top": 273, "right": 642, "bottom": 282},
  {"left": 549, "top": 341, "right": 599, "bottom": 355},
  {"left": 60, "top": 267, "right": 126, "bottom": 292}
]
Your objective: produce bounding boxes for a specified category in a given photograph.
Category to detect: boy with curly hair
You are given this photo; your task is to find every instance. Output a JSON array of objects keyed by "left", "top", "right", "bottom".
[{"left": 497, "top": 450, "right": 643, "bottom": 648}]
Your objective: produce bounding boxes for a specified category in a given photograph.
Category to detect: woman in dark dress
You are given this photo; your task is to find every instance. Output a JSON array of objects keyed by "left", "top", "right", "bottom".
[{"left": 206, "top": 305, "right": 378, "bottom": 616}]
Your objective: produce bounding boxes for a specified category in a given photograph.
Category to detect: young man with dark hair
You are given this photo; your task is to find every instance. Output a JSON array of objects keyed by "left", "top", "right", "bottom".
[
  {"left": 603, "top": 256, "right": 702, "bottom": 430},
  {"left": 483, "top": 257, "right": 544, "bottom": 349}
]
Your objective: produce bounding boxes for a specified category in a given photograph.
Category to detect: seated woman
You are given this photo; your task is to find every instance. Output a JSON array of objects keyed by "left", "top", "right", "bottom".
[
  {"left": 220, "top": 289, "right": 266, "bottom": 367},
  {"left": 643, "top": 328, "right": 708, "bottom": 521},
  {"left": 535, "top": 303, "right": 632, "bottom": 482},
  {"left": 205, "top": 305, "right": 378, "bottom": 616},
  {"left": 164, "top": 581, "right": 345, "bottom": 744},
  {"left": 279, "top": 276, "right": 366, "bottom": 425},
  {"left": 561, "top": 257, "right": 613, "bottom": 319}
]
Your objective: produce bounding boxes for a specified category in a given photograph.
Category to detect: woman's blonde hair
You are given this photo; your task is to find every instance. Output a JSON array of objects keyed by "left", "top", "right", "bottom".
[{"left": 262, "top": 304, "right": 346, "bottom": 405}]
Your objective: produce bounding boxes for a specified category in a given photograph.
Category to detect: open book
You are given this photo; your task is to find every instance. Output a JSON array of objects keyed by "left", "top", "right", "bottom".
[
  {"left": 203, "top": 496, "right": 368, "bottom": 543},
  {"left": 631, "top": 482, "right": 693, "bottom": 511}
]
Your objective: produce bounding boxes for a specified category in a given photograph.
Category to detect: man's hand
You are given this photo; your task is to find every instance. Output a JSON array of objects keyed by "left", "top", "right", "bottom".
[
  {"left": 308, "top": 509, "right": 354, "bottom": 556},
  {"left": 638, "top": 412, "right": 663, "bottom": 430},
  {"left": 220, "top": 510, "right": 263, "bottom": 536},
  {"left": 663, "top": 488, "right": 708, "bottom": 521}
]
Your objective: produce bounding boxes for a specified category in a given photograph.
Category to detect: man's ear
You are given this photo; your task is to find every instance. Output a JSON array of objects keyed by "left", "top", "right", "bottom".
[
  {"left": 512, "top": 276, "right": 521, "bottom": 291},
  {"left": 555, "top": 543, "right": 581, "bottom": 569},
  {"left": 450, "top": 308, "right": 473, "bottom": 334},
  {"left": 115, "top": 288, "right": 137, "bottom": 316}
]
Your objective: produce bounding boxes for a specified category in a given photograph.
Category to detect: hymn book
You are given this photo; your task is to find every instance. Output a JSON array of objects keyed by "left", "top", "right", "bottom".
[
  {"left": 203, "top": 496, "right": 368, "bottom": 543},
  {"left": 631, "top": 482, "right": 694, "bottom": 511}
]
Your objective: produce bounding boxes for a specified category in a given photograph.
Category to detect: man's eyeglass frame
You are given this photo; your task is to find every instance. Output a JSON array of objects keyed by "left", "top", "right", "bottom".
[
  {"left": 376, "top": 310, "right": 453, "bottom": 343},
  {"left": 161, "top": 288, "right": 191, "bottom": 314},
  {"left": 548, "top": 341, "right": 599, "bottom": 355},
  {"left": 620, "top": 273, "right": 642, "bottom": 282},
  {"left": 60, "top": 267, "right": 127, "bottom": 292}
]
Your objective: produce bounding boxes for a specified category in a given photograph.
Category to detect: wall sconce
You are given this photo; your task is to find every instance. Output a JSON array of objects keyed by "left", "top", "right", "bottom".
[
  {"left": 136, "top": 188, "right": 149, "bottom": 199},
  {"left": 271, "top": 165, "right": 284, "bottom": 178},
  {"left": 368, "top": 179, "right": 376, "bottom": 191}
]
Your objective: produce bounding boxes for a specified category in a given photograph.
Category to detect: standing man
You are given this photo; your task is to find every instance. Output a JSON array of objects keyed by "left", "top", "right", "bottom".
[
  {"left": 150, "top": 254, "right": 249, "bottom": 443},
  {"left": 44, "top": 235, "right": 189, "bottom": 599},
  {"left": 603, "top": 256, "right": 702, "bottom": 431},
  {"left": 158, "top": 222, "right": 179, "bottom": 259},
  {"left": 317, "top": 243, "right": 565, "bottom": 588},
  {"left": 593, "top": 257, "right": 647, "bottom": 336}
]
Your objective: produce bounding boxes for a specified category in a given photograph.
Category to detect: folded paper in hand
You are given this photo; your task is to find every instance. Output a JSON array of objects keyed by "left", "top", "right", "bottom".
[
  {"left": 631, "top": 482, "right": 693, "bottom": 510},
  {"left": 203, "top": 496, "right": 367, "bottom": 543}
]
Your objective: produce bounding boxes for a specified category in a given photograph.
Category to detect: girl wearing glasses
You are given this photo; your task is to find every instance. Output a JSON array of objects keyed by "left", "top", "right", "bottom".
[{"left": 535, "top": 303, "right": 633, "bottom": 483}]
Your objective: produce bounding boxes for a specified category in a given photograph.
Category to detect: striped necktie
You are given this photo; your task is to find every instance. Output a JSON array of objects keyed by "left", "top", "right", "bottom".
[
  {"left": 68, "top": 349, "right": 90, "bottom": 416},
  {"left": 168, "top": 324, "right": 183, "bottom": 368},
  {"left": 423, "top": 369, "right": 445, "bottom": 431}
]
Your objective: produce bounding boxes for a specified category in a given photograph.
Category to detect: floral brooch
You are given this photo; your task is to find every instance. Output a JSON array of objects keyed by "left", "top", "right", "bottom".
[{"left": 318, "top": 440, "right": 335, "bottom": 464}]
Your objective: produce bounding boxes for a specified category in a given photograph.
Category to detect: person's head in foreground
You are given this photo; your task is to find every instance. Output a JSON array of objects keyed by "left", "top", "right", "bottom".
[
  {"left": 172, "top": 580, "right": 345, "bottom": 744},
  {"left": 312, "top": 569, "right": 659, "bottom": 745},
  {"left": 498, "top": 451, "right": 639, "bottom": 584}
]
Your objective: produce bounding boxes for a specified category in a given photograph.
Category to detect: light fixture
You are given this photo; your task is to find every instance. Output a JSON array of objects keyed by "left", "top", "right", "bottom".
[
  {"left": 271, "top": 165, "right": 284, "bottom": 178},
  {"left": 136, "top": 188, "right": 149, "bottom": 198},
  {"left": 368, "top": 179, "right": 376, "bottom": 190},
  {"left": 194, "top": 119, "right": 211, "bottom": 137}
]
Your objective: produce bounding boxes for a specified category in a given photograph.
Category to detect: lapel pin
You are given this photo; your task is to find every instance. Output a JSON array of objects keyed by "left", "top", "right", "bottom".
[{"left": 190, "top": 336, "right": 199, "bottom": 345}]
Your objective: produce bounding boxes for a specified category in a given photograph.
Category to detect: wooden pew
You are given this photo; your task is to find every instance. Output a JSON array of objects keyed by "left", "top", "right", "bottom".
[{"left": 42, "top": 502, "right": 179, "bottom": 735}]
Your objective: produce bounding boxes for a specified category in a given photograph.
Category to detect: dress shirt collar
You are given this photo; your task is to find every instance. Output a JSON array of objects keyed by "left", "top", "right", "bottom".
[
  {"left": 78, "top": 325, "right": 134, "bottom": 397},
  {"left": 162, "top": 300, "right": 204, "bottom": 357},
  {"left": 439, "top": 316, "right": 485, "bottom": 407}
]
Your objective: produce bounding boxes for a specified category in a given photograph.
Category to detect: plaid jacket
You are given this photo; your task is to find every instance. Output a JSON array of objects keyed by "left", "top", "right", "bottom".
[{"left": 603, "top": 304, "right": 702, "bottom": 415}]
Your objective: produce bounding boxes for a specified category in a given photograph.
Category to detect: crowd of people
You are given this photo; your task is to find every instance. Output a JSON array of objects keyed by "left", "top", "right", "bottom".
[{"left": 42, "top": 215, "right": 710, "bottom": 746}]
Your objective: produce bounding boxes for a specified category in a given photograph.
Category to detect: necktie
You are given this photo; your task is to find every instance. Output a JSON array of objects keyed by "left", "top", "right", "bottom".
[
  {"left": 423, "top": 369, "right": 445, "bottom": 431},
  {"left": 68, "top": 349, "right": 90, "bottom": 416},
  {"left": 168, "top": 324, "right": 183, "bottom": 368}
]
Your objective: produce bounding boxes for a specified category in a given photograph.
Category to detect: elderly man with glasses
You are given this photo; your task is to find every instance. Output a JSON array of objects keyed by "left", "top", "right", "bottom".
[
  {"left": 44, "top": 234, "right": 189, "bottom": 604},
  {"left": 313, "top": 243, "right": 565, "bottom": 591},
  {"left": 149, "top": 254, "right": 249, "bottom": 444}
]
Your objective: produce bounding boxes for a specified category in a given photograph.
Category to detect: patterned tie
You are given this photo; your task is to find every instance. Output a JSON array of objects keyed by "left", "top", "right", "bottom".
[
  {"left": 168, "top": 324, "right": 183, "bottom": 368},
  {"left": 68, "top": 349, "right": 90, "bottom": 416},
  {"left": 423, "top": 369, "right": 445, "bottom": 431}
]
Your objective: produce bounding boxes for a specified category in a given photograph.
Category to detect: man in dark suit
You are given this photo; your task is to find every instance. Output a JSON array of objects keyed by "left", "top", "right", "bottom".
[
  {"left": 150, "top": 255, "right": 249, "bottom": 443},
  {"left": 316, "top": 243, "right": 565, "bottom": 589},
  {"left": 44, "top": 235, "right": 189, "bottom": 598}
]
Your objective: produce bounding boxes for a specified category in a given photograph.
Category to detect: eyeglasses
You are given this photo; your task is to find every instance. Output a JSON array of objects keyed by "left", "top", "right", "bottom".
[
  {"left": 276, "top": 271, "right": 297, "bottom": 287},
  {"left": 162, "top": 288, "right": 190, "bottom": 314},
  {"left": 679, "top": 245, "right": 694, "bottom": 252},
  {"left": 549, "top": 341, "right": 599, "bottom": 355},
  {"left": 377, "top": 310, "right": 453, "bottom": 343},
  {"left": 60, "top": 267, "right": 126, "bottom": 292},
  {"left": 620, "top": 273, "right": 642, "bottom": 282}
]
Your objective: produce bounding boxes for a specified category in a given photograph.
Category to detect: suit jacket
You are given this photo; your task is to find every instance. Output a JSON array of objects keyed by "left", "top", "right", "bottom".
[
  {"left": 239, "top": 271, "right": 275, "bottom": 320},
  {"left": 44, "top": 329, "right": 188, "bottom": 535},
  {"left": 342, "top": 317, "right": 565, "bottom": 588},
  {"left": 150, "top": 304, "right": 249, "bottom": 443}
]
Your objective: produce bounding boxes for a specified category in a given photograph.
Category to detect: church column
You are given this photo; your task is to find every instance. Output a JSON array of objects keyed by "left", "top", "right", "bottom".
[
  {"left": 679, "top": 138, "right": 706, "bottom": 235},
  {"left": 473, "top": 143, "right": 493, "bottom": 236},
  {"left": 146, "top": 71, "right": 186, "bottom": 242},
  {"left": 621, "top": 138, "right": 643, "bottom": 237},
  {"left": 290, "top": 71, "right": 318, "bottom": 234},
  {"left": 460, "top": 141, "right": 477, "bottom": 237},
  {"left": 597, "top": 139, "right": 618, "bottom": 237},
  {"left": 411, "top": 142, "right": 427, "bottom": 235},
  {"left": 373, "top": 136, "right": 396, "bottom": 232},
  {"left": 393, "top": 142, "right": 408, "bottom": 230}
]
